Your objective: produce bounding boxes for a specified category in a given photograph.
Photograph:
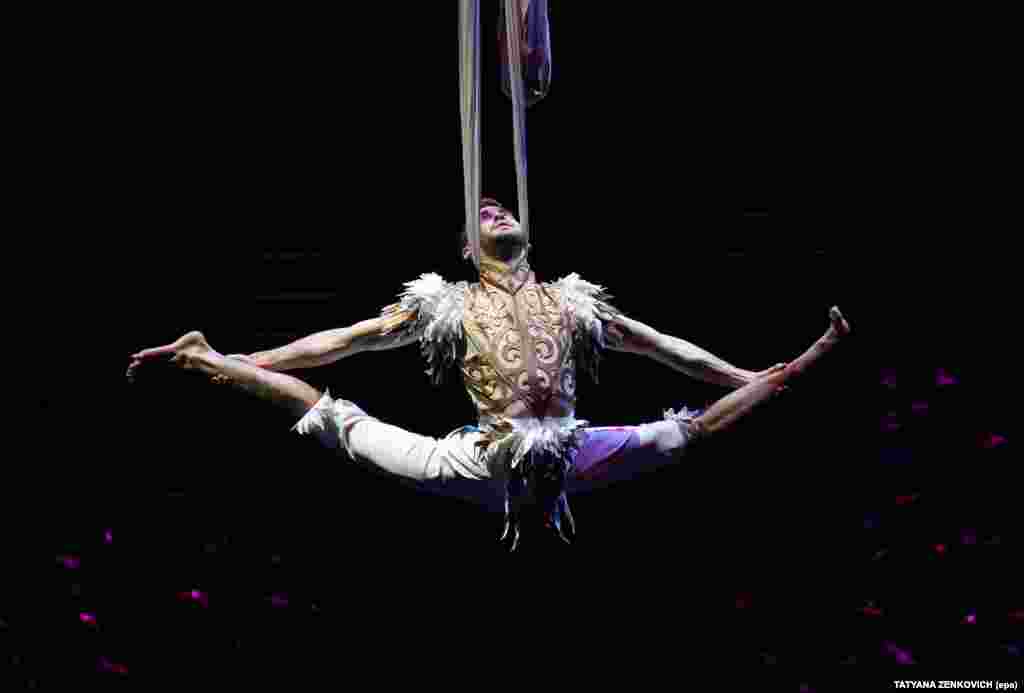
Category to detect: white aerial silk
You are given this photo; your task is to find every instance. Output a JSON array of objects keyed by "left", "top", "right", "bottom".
[
  {"left": 458, "top": 0, "right": 535, "bottom": 269},
  {"left": 457, "top": 0, "right": 483, "bottom": 269},
  {"left": 501, "top": 0, "right": 531, "bottom": 255}
]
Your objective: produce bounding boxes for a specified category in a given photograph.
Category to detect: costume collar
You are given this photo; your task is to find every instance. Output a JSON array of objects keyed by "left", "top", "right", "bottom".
[{"left": 478, "top": 253, "right": 534, "bottom": 295}]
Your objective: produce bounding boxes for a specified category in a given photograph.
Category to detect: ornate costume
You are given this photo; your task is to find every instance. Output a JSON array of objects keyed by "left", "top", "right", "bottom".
[{"left": 294, "top": 256, "right": 701, "bottom": 550}]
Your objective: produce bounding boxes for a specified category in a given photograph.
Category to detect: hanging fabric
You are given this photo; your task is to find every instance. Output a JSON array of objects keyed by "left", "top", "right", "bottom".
[
  {"left": 497, "top": 0, "right": 553, "bottom": 107},
  {"left": 501, "top": 0, "right": 531, "bottom": 252},
  {"left": 460, "top": 0, "right": 550, "bottom": 266},
  {"left": 457, "top": 0, "right": 483, "bottom": 269}
]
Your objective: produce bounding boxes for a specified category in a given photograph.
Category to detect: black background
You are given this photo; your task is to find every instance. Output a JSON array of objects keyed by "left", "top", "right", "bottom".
[{"left": 10, "top": 2, "right": 1020, "bottom": 686}]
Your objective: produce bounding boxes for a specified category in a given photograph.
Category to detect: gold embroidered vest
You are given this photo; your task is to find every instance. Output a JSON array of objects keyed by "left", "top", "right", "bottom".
[{"left": 460, "top": 261, "right": 576, "bottom": 425}]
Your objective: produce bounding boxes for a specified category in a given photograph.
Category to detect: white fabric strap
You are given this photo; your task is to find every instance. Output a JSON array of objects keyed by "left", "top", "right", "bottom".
[
  {"left": 459, "top": 0, "right": 533, "bottom": 268},
  {"left": 502, "top": 0, "right": 530, "bottom": 250},
  {"left": 458, "top": 0, "right": 482, "bottom": 269}
]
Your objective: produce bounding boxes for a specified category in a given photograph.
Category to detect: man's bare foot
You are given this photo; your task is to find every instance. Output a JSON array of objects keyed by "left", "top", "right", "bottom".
[
  {"left": 829, "top": 306, "right": 851, "bottom": 339},
  {"left": 781, "top": 306, "right": 851, "bottom": 380},
  {"left": 127, "top": 331, "right": 217, "bottom": 382},
  {"left": 745, "top": 309, "right": 847, "bottom": 388},
  {"left": 691, "top": 306, "right": 852, "bottom": 437}
]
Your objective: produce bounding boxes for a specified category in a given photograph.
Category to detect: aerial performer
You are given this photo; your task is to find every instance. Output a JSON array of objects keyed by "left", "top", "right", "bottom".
[{"left": 127, "top": 1, "right": 850, "bottom": 551}]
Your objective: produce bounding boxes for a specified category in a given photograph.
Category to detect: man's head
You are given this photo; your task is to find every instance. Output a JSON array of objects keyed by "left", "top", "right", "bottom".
[{"left": 461, "top": 197, "right": 528, "bottom": 266}]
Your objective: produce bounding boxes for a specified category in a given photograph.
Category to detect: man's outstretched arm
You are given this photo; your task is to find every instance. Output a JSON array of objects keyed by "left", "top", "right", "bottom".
[
  {"left": 243, "top": 311, "right": 420, "bottom": 372},
  {"left": 604, "top": 313, "right": 767, "bottom": 388}
]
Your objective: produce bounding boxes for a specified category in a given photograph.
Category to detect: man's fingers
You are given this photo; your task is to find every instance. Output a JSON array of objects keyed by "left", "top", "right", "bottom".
[{"left": 755, "top": 363, "right": 788, "bottom": 379}]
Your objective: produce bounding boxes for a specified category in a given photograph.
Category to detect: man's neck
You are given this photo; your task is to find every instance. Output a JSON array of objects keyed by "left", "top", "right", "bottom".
[{"left": 478, "top": 251, "right": 535, "bottom": 295}]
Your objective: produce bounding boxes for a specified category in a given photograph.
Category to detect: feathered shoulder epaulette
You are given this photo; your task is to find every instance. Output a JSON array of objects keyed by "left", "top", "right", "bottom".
[
  {"left": 379, "top": 273, "right": 468, "bottom": 385},
  {"left": 551, "top": 273, "right": 622, "bottom": 384}
]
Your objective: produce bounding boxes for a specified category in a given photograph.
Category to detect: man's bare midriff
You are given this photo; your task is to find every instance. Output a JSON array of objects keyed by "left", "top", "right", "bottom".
[{"left": 484, "top": 392, "right": 574, "bottom": 422}]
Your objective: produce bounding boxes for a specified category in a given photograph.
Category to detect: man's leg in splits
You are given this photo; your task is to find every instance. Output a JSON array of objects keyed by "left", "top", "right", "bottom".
[
  {"left": 129, "top": 332, "right": 323, "bottom": 417},
  {"left": 692, "top": 306, "right": 850, "bottom": 437},
  {"left": 571, "top": 307, "right": 851, "bottom": 491},
  {"left": 127, "top": 332, "right": 503, "bottom": 507}
]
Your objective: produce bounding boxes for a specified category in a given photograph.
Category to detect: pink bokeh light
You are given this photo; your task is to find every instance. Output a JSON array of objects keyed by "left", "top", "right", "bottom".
[
  {"left": 936, "top": 368, "right": 957, "bottom": 386},
  {"left": 59, "top": 555, "right": 81, "bottom": 569}
]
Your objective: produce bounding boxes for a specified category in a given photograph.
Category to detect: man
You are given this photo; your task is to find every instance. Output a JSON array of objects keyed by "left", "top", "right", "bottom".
[{"left": 127, "top": 199, "right": 850, "bottom": 550}]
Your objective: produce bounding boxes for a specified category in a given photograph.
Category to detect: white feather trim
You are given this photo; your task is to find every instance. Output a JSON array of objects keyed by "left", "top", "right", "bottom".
[
  {"left": 483, "top": 415, "right": 589, "bottom": 472},
  {"left": 384, "top": 273, "right": 468, "bottom": 384},
  {"left": 663, "top": 406, "right": 701, "bottom": 423},
  {"left": 292, "top": 389, "right": 336, "bottom": 435},
  {"left": 554, "top": 272, "right": 612, "bottom": 342},
  {"left": 394, "top": 273, "right": 448, "bottom": 318},
  {"left": 553, "top": 273, "right": 621, "bottom": 383}
]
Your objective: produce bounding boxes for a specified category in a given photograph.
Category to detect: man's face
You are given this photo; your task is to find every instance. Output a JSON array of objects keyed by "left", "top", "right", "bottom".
[
  {"left": 480, "top": 204, "right": 522, "bottom": 243},
  {"left": 464, "top": 202, "right": 526, "bottom": 263}
]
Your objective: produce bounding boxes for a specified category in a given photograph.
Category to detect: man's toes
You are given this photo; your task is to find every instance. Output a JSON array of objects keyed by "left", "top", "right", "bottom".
[
  {"left": 829, "top": 306, "right": 850, "bottom": 335},
  {"left": 137, "top": 345, "right": 174, "bottom": 360}
]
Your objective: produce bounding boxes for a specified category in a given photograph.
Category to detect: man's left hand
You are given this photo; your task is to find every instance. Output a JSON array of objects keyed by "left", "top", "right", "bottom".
[{"left": 742, "top": 363, "right": 790, "bottom": 394}]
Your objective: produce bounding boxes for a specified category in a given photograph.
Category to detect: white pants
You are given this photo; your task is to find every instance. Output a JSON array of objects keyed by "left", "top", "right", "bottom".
[
  {"left": 293, "top": 390, "right": 695, "bottom": 512},
  {"left": 293, "top": 390, "right": 509, "bottom": 510}
]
